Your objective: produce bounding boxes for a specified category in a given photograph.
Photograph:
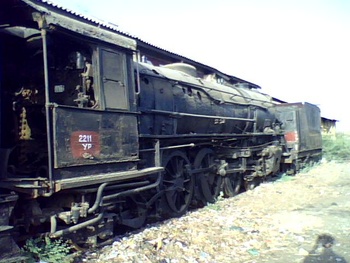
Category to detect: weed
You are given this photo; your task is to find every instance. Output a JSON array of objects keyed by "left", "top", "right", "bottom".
[
  {"left": 322, "top": 133, "right": 350, "bottom": 162},
  {"left": 22, "top": 236, "right": 72, "bottom": 263},
  {"left": 206, "top": 202, "right": 222, "bottom": 211}
]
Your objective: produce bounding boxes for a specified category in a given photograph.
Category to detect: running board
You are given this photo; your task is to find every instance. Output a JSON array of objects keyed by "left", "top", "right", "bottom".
[{"left": 55, "top": 167, "right": 164, "bottom": 190}]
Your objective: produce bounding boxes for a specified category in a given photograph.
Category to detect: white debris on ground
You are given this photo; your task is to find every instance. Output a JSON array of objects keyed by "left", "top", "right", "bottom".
[{"left": 81, "top": 161, "right": 350, "bottom": 263}]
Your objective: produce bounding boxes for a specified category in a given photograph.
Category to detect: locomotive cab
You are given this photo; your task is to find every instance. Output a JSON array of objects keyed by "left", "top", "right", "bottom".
[
  {"left": 0, "top": 0, "right": 164, "bottom": 251},
  {"left": 0, "top": 23, "right": 144, "bottom": 193}
]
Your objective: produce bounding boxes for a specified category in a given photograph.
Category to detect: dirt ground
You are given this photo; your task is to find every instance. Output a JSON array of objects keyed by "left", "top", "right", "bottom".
[{"left": 82, "top": 160, "right": 350, "bottom": 263}]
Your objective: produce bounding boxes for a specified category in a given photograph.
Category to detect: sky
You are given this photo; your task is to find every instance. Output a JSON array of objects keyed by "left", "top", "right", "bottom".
[{"left": 51, "top": 0, "right": 350, "bottom": 131}]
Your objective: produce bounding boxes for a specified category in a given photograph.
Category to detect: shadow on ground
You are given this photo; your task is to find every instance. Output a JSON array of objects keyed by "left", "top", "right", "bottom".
[{"left": 303, "top": 234, "right": 347, "bottom": 263}]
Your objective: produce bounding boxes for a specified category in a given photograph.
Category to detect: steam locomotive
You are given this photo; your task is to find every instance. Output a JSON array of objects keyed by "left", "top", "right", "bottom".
[{"left": 0, "top": 0, "right": 322, "bottom": 259}]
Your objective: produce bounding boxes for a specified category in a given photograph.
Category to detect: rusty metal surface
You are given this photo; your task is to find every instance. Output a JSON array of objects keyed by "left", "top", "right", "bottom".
[
  {"left": 275, "top": 102, "right": 322, "bottom": 153},
  {"left": 53, "top": 106, "right": 139, "bottom": 168}
]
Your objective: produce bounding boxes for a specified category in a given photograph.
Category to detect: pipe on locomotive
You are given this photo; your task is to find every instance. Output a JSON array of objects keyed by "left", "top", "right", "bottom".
[
  {"left": 50, "top": 213, "right": 104, "bottom": 238},
  {"left": 87, "top": 171, "right": 162, "bottom": 214},
  {"left": 50, "top": 172, "right": 161, "bottom": 236},
  {"left": 33, "top": 12, "right": 54, "bottom": 197},
  {"left": 88, "top": 183, "right": 108, "bottom": 214},
  {"left": 102, "top": 172, "right": 162, "bottom": 202}
]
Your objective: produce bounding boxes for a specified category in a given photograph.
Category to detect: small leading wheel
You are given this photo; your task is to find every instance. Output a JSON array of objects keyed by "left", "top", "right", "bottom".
[
  {"left": 194, "top": 148, "right": 222, "bottom": 203},
  {"left": 162, "top": 150, "right": 194, "bottom": 217},
  {"left": 223, "top": 173, "right": 242, "bottom": 197}
]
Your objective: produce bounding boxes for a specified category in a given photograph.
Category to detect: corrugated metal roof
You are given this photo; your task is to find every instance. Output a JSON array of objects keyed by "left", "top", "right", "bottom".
[
  {"left": 27, "top": 1, "right": 199, "bottom": 55},
  {"left": 21, "top": 0, "right": 137, "bottom": 50},
  {"left": 41, "top": 0, "right": 121, "bottom": 33}
]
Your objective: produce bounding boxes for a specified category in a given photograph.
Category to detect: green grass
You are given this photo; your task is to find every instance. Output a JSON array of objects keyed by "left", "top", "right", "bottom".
[
  {"left": 22, "top": 237, "right": 73, "bottom": 263},
  {"left": 322, "top": 133, "right": 350, "bottom": 162}
]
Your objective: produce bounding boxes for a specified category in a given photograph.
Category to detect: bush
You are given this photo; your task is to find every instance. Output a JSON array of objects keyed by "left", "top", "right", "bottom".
[
  {"left": 22, "top": 236, "right": 72, "bottom": 263},
  {"left": 322, "top": 133, "right": 350, "bottom": 162}
]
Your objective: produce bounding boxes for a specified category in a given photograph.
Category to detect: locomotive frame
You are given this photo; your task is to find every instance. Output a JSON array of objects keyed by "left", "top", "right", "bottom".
[{"left": 0, "top": 0, "right": 322, "bottom": 260}]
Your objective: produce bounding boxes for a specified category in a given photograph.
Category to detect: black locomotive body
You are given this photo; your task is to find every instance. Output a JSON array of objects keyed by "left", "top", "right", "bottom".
[{"left": 0, "top": 0, "right": 322, "bottom": 259}]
